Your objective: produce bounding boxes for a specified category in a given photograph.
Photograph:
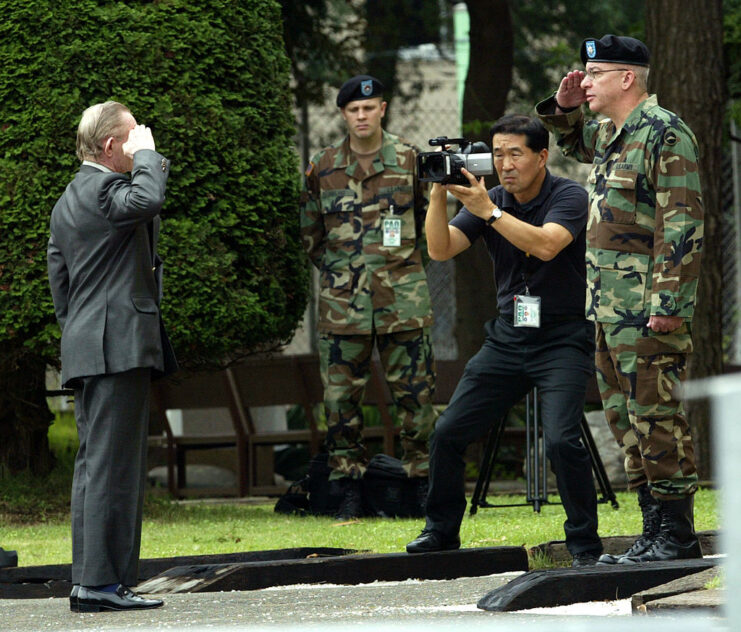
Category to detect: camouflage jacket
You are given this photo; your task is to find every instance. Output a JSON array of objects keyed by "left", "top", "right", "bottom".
[
  {"left": 300, "top": 130, "right": 432, "bottom": 335},
  {"left": 536, "top": 94, "right": 704, "bottom": 325}
]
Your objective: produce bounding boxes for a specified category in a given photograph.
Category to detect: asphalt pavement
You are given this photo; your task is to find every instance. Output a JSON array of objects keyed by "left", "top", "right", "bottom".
[{"left": 3, "top": 570, "right": 725, "bottom": 632}]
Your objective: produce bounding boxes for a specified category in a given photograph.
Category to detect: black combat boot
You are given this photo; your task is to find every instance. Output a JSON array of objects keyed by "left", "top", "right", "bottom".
[
  {"left": 597, "top": 484, "right": 661, "bottom": 564},
  {"left": 334, "top": 478, "right": 364, "bottom": 520},
  {"left": 619, "top": 494, "right": 702, "bottom": 563}
]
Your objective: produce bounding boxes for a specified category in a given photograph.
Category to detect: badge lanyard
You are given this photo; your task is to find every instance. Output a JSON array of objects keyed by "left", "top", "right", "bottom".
[
  {"left": 513, "top": 251, "right": 541, "bottom": 328},
  {"left": 511, "top": 188, "right": 556, "bottom": 329}
]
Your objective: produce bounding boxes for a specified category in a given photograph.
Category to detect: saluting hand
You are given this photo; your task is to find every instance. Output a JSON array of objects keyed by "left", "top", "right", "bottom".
[
  {"left": 556, "top": 70, "right": 587, "bottom": 111},
  {"left": 122, "top": 125, "right": 156, "bottom": 158}
]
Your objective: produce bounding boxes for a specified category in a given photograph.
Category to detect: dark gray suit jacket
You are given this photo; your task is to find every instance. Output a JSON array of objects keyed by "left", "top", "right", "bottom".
[{"left": 47, "top": 149, "right": 177, "bottom": 388}]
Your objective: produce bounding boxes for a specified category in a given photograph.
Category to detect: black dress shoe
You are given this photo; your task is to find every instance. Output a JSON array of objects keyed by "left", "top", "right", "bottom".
[
  {"left": 406, "top": 529, "right": 460, "bottom": 554},
  {"left": 77, "top": 585, "right": 164, "bottom": 612},
  {"left": 69, "top": 585, "right": 80, "bottom": 612}
]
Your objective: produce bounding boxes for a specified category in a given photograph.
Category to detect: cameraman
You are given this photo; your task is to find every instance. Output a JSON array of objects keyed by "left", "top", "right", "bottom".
[{"left": 406, "top": 114, "right": 603, "bottom": 566}]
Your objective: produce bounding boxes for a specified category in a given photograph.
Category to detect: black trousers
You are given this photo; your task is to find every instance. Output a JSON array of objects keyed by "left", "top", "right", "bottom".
[{"left": 425, "top": 317, "right": 602, "bottom": 555}]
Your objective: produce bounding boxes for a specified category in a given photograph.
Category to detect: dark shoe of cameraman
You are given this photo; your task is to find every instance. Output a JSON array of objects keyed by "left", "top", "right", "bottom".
[
  {"left": 406, "top": 529, "right": 461, "bottom": 553},
  {"left": 571, "top": 551, "right": 600, "bottom": 567},
  {"left": 598, "top": 484, "right": 661, "bottom": 565},
  {"left": 618, "top": 495, "right": 702, "bottom": 564},
  {"left": 332, "top": 478, "right": 364, "bottom": 520}
]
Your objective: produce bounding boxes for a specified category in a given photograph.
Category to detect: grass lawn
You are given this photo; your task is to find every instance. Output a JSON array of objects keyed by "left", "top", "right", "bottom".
[{"left": 0, "top": 411, "right": 720, "bottom": 568}]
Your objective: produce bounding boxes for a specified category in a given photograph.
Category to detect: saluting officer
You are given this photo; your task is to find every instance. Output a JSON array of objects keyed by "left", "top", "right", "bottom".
[{"left": 536, "top": 34, "right": 704, "bottom": 563}]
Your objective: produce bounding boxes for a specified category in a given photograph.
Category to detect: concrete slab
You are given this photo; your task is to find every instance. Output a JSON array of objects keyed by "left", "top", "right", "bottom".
[
  {"left": 635, "top": 589, "right": 723, "bottom": 613},
  {"left": 631, "top": 566, "right": 721, "bottom": 611},
  {"left": 2, "top": 573, "right": 727, "bottom": 632}
]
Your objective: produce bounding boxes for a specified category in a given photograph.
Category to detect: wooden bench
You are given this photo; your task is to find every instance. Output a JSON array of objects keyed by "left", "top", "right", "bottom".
[
  {"left": 150, "top": 355, "right": 468, "bottom": 498},
  {"left": 224, "top": 354, "right": 326, "bottom": 497},
  {"left": 148, "top": 369, "right": 243, "bottom": 497},
  {"left": 50, "top": 355, "right": 616, "bottom": 499}
]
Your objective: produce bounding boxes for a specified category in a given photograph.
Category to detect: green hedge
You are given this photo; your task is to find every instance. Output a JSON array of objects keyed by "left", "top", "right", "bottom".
[{"left": 0, "top": 0, "right": 309, "bottom": 371}]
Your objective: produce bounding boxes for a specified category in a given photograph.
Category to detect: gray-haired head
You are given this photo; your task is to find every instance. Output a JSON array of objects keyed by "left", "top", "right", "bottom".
[{"left": 76, "top": 101, "right": 131, "bottom": 162}]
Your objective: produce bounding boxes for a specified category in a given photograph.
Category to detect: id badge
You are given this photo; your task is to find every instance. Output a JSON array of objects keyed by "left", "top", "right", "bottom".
[
  {"left": 383, "top": 218, "right": 402, "bottom": 247},
  {"left": 514, "top": 294, "right": 541, "bottom": 328}
]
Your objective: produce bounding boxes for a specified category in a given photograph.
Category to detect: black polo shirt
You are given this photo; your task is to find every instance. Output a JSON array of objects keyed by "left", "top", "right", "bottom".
[{"left": 450, "top": 170, "right": 588, "bottom": 318}]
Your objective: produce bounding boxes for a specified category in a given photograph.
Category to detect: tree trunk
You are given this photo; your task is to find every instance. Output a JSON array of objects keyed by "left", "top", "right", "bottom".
[
  {"left": 0, "top": 347, "right": 55, "bottom": 477},
  {"left": 455, "top": 0, "right": 513, "bottom": 361},
  {"left": 646, "top": 0, "right": 726, "bottom": 481}
]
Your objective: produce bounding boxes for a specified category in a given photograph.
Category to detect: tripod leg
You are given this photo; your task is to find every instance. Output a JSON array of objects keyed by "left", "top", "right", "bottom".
[
  {"left": 469, "top": 414, "right": 507, "bottom": 515},
  {"left": 580, "top": 414, "right": 619, "bottom": 509},
  {"left": 525, "top": 390, "right": 534, "bottom": 508},
  {"left": 527, "top": 388, "right": 547, "bottom": 512},
  {"left": 538, "top": 390, "right": 548, "bottom": 507}
]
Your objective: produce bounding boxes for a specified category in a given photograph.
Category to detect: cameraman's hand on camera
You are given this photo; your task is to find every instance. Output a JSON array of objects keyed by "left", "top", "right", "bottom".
[
  {"left": 445, "top": 168, "right": 493, "bottom": 219},
  {"left": 556, "top": 70, "right": 587, "bottom": 111},
  {"left": 429, "top": 181, "right": 446, "bottom": 202},
  {"left": 122, "top": 124, "right": 156, "bottom": 158}
]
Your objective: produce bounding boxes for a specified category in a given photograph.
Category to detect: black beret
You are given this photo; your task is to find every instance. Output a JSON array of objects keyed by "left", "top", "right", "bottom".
[
  {"left": 580, "top": 34, "right": 650, "bottom": 67},
  {"left": 336, "top": 75, "right": 385, "bottom": 108}
]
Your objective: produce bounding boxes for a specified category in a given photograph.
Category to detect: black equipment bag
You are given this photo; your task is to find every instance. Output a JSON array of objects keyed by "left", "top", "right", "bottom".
[
  {"left": 363, "top": 453, "right": 423, "bottom": 518},
  {"left": 275, "top": 451, "right": 424, "bottom": 518},
  {"left": 274, "top": 452, "right": 339, "bottom": 516}
]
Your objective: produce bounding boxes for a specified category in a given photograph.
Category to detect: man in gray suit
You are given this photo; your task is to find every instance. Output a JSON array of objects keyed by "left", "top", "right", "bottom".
[{"left": 47, "top": 101, "right": 177, "bottom": 612}]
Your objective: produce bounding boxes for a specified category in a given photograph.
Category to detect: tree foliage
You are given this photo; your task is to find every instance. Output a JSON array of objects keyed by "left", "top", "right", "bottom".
[
  {"left": 508, "top": 0, "right": 645, "bottom": 107},
  {"left": 0, "top": 0, "right": 309, "bottom": 473},
  {"left": 280, "top": 0, "right": 364, "bottom": 107}
]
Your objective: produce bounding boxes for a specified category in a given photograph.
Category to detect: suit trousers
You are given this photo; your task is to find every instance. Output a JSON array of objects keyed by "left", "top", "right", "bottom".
[
  {"left": 71, "top": 368, "right": 151, "bottom": 587},
  {"left": 425, "top": 317, "right": 602, "bottom": 555}
]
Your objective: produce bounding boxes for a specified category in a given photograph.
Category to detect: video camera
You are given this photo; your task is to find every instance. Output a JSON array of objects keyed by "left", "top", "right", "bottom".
[{"left": 417, "top": 136, "right": 493, "bottom": 185}]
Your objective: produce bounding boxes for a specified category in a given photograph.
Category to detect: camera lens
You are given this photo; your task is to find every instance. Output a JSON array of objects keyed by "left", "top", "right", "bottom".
[{"left": 418, "top": 153, "right": 449, "bottom": 182}]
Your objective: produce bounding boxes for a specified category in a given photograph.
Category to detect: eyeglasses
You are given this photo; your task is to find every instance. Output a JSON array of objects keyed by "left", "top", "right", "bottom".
[{"left": 584, "top": 68, "right": 629, "bottom": 81}]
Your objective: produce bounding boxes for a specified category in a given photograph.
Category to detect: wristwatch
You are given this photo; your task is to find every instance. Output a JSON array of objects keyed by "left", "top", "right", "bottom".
[{"left": 486, "top": 206, "right": 502, "bottom": 225}]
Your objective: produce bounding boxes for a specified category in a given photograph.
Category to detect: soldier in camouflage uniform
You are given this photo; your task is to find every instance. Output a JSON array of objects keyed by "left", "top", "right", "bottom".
[
  {"left": 536, "top": 34, "right": 704, "bottom": 563},
  {"left": 300, "top": 75, "right": 437, "bottom": 519}
]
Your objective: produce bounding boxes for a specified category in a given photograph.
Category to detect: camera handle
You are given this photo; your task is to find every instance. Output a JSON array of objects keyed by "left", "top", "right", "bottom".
[{"left": 428, "top": 136, "right": 471, "bottom": 151}]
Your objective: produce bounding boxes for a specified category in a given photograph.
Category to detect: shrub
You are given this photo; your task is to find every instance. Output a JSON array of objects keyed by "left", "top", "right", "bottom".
[{"left": 0, "top": 0, "right": 309, "bottom": 472}]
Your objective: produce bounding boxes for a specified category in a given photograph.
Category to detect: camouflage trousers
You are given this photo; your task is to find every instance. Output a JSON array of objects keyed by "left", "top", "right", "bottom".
[
  {"left": 594, "top": 321, "right": 698, "bottom": 499},
  {"left": 319, "top": 327, "right": 437, "bottom": 480}
]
